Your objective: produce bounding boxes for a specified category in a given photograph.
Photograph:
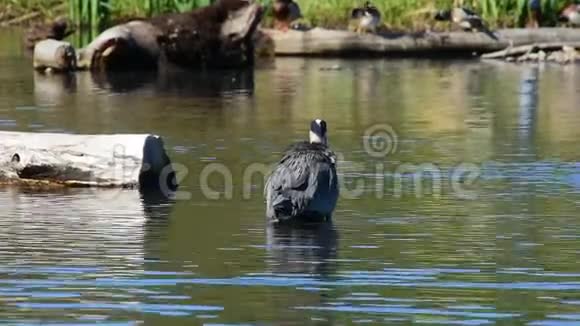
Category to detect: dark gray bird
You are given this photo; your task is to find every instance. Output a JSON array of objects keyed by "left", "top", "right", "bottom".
[{"left": 264, "top": 119, "right": 339, "bottom": 224}]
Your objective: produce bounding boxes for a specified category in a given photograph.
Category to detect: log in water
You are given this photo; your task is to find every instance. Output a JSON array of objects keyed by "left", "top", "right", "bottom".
[
  {"left": 33, "top": 39, "right": 77, "bottom": 72},
  {"left": 0, "top": 132, "right": 175, "bottom": 190},
  {"left": 264, "top": 27, "right": 580, "bottom": 56}
]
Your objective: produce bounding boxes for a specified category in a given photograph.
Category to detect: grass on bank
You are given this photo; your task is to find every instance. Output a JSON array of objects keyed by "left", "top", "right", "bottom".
[
  {"left": 0, "top": 0, "right": 64, "bottom": 24},
  {"left": 0, "top": 0, "right": 573, "bottom": 29},
  {"left": 293, "top": 0, "right": 570, "bottom": 30}
]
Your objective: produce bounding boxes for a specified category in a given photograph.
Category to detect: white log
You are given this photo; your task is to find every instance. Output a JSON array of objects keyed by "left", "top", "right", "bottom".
[
  {"left": 33, "top": 39, "right": 77, "bottom": 72},
  {"left": 262, "top": 27, "right": 580, "bottom": 56},
  {"left": 0, "top": 132, "right": 174, "bottom": 189}
]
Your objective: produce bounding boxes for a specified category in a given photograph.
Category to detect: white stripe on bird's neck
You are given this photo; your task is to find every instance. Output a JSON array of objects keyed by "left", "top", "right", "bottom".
[{"left": 309, "top": 131, "right": 327, "bottom": 145}]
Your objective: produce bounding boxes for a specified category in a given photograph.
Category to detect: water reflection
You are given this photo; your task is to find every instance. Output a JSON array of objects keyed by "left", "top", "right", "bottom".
[
  {"left": 140, "top": 189, "right": 175, "bottom": 220},
  {"left": 156, "top": 68, "right": 255, "bottom": 98},
  {"left": 266, "top": 223, "right": 339, "bottom": 277},
  {"left": 33, "top": 68, "right": 255, "bottom": 100},
  {"left": 90, "top": 70, "right": 158, "bottom": 93},
  {"left": 517, "top": 66, "right": 539, "bottom": 158},
  {"left": 3, "top": 28, "right": 580, "bottom": 324},
  {"left": 33, "top": 72, "right": 77, "bottom": 107}
]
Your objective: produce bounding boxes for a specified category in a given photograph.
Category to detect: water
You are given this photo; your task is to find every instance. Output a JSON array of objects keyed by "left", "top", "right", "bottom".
[{"left": 1, "top": 28, "right": 580, "bottom": 325}]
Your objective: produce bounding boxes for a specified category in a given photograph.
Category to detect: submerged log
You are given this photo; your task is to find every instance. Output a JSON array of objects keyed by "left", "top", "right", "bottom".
[
  {"left": 0, "top": 132, "right": 175, "bottom": 190},
  {"left": 263, "top": 27, "right": 580, "bottom": 56},
  {"left": 33, "top": 39, "right": 76, "bottom": 72}
]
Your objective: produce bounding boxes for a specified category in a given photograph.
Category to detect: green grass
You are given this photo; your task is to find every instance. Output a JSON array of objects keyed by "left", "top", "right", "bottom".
[
  {"left": 0, "top": 0, "right": 64, "bottom": 23},
  {"left": 10, "top": 0, "right": 214, "bottom": 27},
  {"left": 285, "top": 0, "right": 570, "bottom": 30},
  {"left": 0, "top": 0, "right": 572, "bottom": 29}
]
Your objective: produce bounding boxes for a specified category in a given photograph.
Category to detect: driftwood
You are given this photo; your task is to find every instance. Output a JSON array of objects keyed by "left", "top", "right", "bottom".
[
  {"left": 263, "top": 27, "right": 580, "bottom": 56},
  {"left": 33, "top": 39, "right": 77, "bottom": 72},
  {"left": 0, "top": 132, "right": 175, "bottom": 189},
  {"left": 77, "top": 20, "right": 162, "bottom": 70},
  {"left": 481, "top": 42, "right": 580, "bottom": 64},
  {"left": 481, "top": 42, "right": 580, "bottom": 58}
]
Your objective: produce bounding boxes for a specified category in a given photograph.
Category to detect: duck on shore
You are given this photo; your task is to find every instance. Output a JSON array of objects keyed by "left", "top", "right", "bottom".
[
  {"left": 527, "top": 0, "right": 542, "bottom": 28},
  {"left": 24, "top": 18, "right": 75, "bottom": 51},
  {"left": 349, "top": 1, "right": 382, "bottom": 34},
  {"left": 272, "top": 0, "right": 302, "bottom": 31},
  {"left": 264, "top": 119, "right": 339, "bottom": 224},
  {"left": 434, "top": 7, "right": 497, "bottom": 40},
  {"left": 559, "top": 3, "right": 580, "bottom": 27}
]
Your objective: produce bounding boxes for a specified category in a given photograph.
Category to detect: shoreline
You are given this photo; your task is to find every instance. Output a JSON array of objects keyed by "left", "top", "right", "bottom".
[{"left": 0, "top": 0, "right": 569, "bottom": 30}]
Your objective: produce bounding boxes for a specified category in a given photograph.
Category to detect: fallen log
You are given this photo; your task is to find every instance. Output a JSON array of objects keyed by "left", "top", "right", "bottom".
[
  {"left": 481, "top": 42, "right": 580, "bottom": 59},
  {"left": 481, "top": 42, "right": 580, "bottom": 64},
  {"left": 76, "top": 0, "right": 263, "bottom": 71},
  {"left": 0, "top": 132, "right": 175, "bottom": 190},
  {"left": 77, "top": 20, "right": 162, "bottom": 71},
  {"left": 262, "top": 27, "right": 580, "bottom": 56}
]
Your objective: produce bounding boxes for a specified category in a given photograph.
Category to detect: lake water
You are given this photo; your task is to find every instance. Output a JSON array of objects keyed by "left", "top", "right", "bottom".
[{"left": 1, "top": 28, "right": 580, "bottom": 325}]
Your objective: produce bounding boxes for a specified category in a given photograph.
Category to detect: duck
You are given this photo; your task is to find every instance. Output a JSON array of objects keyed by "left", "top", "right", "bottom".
[
  {"left": 349, "top": 1, "right": 382, "bottom": 34},
  {"left": 272, "top": 0, "right": 302, "bottom": 32},
  {"left": 24, "top": 18, "right": 75, "bottom": 51},
  {"left": 434, "top": 7, "right": 497, "bottom": 40},
  {"left": 559, "top": 4, "right": 580, "bottom": 27},
  {"left": 527, "top": 0, "right": 542, "bottom": 28},
  {"left": 264, "top": 119, "right": 339, "bottom": 224}
]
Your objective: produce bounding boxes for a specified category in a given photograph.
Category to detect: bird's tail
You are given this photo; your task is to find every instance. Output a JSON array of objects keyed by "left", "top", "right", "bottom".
[
  {"left": 267, "top": 194, "right": 293, "bottom": 222},
  {"left": 478, "top": 24, "right": 498, "bottom": 41}
]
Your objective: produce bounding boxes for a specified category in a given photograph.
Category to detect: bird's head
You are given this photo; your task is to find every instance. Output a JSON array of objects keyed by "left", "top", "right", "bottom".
[
  {"left": 559, "top": 5, "right": 579, "bottom": 22},
  {"left": 309, "top": 119, "right": 328, "bottom": 145},
  {"left": 434, "top": 9, "right": 452, "bottom": 21}
]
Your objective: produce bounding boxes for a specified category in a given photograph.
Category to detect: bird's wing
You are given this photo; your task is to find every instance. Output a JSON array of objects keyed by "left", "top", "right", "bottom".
[
  {"left": 265, "top": 156, "right": 312, "bottom": 218},
  {"left": 271, "top": 153, "right": 311, "bottom": 193},
  {"left": 366, "top": 6, "right": 381, "bottom": 19}
]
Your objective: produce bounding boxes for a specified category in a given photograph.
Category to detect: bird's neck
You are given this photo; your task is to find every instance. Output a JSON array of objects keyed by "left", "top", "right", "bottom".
[{"left": 309, "top": 131, "right": 327, "bottom": 145}]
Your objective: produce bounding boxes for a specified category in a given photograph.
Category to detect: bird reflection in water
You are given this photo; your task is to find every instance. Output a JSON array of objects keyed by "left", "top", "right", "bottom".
[
  {"left": 266, "top": 222, "right": 339, "bottom": 277},
  {"left": 140, "top": 189, "right": 175, "bottom": 220},
  {"left": 141, "top": 189, "right": 175, "bottom": 264}
]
